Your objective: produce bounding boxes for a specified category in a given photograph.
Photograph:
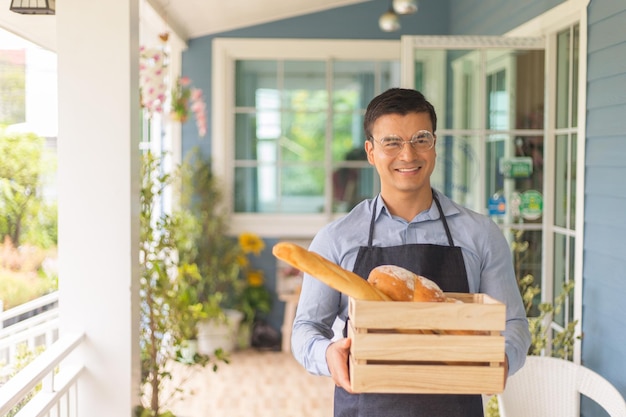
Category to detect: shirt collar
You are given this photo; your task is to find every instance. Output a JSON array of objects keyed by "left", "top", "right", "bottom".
[{"left": 373, "top": 189, "right": 461, "bottom": 222}]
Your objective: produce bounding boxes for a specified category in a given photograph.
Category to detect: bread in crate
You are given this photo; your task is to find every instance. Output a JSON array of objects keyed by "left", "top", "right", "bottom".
[
  {"left": 348, "top": 293, "right": 506, "bottom": 394},
  {"left": 270, "top": 244, "right": 507, "bottom": 394}
]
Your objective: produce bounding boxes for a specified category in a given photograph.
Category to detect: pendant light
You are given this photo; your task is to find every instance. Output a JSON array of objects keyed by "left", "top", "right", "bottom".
[
  {"left": 10, "top": 0, "right": 55, "bottom": 15},
  {"left": 379, "top": 3, "right": 401, "bottom": 32},
  {"left": 393, "top": 0, "right": 418, "bottom": 15}
]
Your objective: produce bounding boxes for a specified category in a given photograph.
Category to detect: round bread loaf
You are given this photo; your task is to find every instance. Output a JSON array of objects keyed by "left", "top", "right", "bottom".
[
  {"left": 367, "top": 265, "right": 447, "bottom": 302},
  {"left": 413, "top": 273, "right": 447, "bottom": 302},
  {"left": 367, "top": 265, "right": 415, "bottom": 301}
]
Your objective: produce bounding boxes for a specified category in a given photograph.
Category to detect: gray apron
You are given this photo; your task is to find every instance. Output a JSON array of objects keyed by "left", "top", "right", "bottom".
[{"left": 334, "top": 192, "right": 484, "bottom": 417}]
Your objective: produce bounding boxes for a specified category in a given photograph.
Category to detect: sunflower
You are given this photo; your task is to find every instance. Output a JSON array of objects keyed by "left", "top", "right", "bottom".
[{"left": 238, "top": 232, "right": 265, "bottom": 256}]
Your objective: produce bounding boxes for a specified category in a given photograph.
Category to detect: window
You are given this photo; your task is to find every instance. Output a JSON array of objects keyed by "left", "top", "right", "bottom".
[
  {"left": 212, "top": 39, "right": 400, "bottom": 237},
  {"left": 548, "top": 24, "right": 580, "bottom": 360}
]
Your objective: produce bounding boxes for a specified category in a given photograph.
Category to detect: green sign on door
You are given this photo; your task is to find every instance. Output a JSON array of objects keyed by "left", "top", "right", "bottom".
[{"left": 499, "top": 157, "right": 533, "bottom": 178}]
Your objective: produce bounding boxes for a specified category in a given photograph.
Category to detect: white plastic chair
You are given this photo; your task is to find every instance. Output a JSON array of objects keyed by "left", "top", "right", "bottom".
[{"left": 497, "top": 355, "right": 626, "bottom": 417}]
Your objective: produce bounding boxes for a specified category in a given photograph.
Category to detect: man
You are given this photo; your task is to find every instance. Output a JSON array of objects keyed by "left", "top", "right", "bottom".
[{"left": 291, "top": 88, "right": 531, "bottom": 417}]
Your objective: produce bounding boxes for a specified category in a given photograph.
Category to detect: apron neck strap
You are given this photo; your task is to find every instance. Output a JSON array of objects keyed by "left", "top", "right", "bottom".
[
  {"left": 367, "top": 191, "right": 456, "bottom": 248},
  {"left": 367, "top": 197, "right": 378, "bottom": 247},
  {"left": 432, "top": 190, "right": 455, "bottom": 247}
]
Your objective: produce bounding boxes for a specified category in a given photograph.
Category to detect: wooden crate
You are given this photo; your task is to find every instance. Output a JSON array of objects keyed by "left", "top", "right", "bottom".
[{"left": 348, "top": 293, "right": 506, "bottom": 394}]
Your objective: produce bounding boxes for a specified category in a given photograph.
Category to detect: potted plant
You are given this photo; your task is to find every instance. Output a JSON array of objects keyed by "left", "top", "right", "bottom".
[{"left": 175, "top": 149, "right": 251, "bottom": 354}]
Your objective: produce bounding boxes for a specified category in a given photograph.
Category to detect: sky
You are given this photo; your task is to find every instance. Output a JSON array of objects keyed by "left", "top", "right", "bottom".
[{"left": 1, "top": 27, "right": 58, "bottom": 137}]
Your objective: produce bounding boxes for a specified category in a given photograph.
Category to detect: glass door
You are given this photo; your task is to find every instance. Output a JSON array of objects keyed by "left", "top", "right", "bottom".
[{"left": 401, "top": 35, "right": 546, "bottom": 311}]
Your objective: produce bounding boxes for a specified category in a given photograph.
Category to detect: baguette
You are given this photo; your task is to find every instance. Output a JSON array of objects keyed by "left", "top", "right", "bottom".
[{"left": 272, "top": 242, "right": 390, "bottom": 301}]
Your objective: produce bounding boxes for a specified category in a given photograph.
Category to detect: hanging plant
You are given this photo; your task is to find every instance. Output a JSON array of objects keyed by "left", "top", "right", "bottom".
[
  {"left": 170, "top": 76, "right": 207, "bottom": 137},
  {"left": 139, "top": 33, "right": 207, "bottom": 138}
]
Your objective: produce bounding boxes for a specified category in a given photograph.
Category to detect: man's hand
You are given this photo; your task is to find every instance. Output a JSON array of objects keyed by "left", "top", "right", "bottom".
[{"left": 326, "top": 338, "right": 353, "bottom": 393}]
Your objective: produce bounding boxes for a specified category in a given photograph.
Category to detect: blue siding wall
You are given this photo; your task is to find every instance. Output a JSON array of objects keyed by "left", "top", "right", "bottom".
[
  {"left": 583, "top": 0, "right": 626, "bottom": 401},
  {"left": 448, "top": 0, "right": 563, "bottom": 35}
]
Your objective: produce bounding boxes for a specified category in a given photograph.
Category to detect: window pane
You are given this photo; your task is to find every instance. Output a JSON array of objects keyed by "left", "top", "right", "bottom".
[
  {"left": 332, "top": 166, "right": 376, "bottom": 213},
  {"left": 432, "top": 134, "right": 482, "bottom": 210},
  {"left": 235, "top": 61, "right": 278, "bottom": 108},
  {"left": 553, "top": 233, "right": 567, "bottom": 326},
  {"left": 379, "top": 61, "right": 401, "bottom": 91},
  {"left": 513, "top": 50, "right": 545, "bottom": 131},
  {"left": 332, "top": 61, "right": 376, "bottom": 112},
  {"left": 332, "top": 110, "right": 364, "bottom": 162},
  {"left": 509, "top": 228, "right": 543, "bottom": 290},
  {"left": 485, "top": 134, "right": 544, "bottom": 223},
  {"left": 281, "top": 111, "right": 327, "bottom": 162},
  {"left": 570, "top": 134, "right": 577, "bottom": 230},
  {"left": 572, "top": 25, "right": 579, "bottom": 128},
  {"left": 234, "top": 166, "right": 324, "bottom": 213},
  {"left": 235, "top": 113, "right": 260, "bottom": 160},
  {"left": 283, "top": 61, "right": 327, "bottom": 112},
  {"left": 556, "top": 29, "right": 571, "bottom": 129},
  {"left": 554, "top": 134, "right": 568, "bottom": 228},
  {"left": 280, "top": 165, "right": 325, "bottom": 213},
  {"left": 486, "top": 69, "right": 508, "bottom": 129},
  {"left": 568, "top": 235, "right": 575, "bottom": 323}
]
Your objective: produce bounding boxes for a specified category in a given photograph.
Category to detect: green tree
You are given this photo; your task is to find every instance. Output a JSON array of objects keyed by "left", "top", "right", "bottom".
[
  {"left": 0, "top": 61, "right": 26, "bottom": 124},
  {"left": 0, "top": 131, "right": 56, "bottom": 247}
]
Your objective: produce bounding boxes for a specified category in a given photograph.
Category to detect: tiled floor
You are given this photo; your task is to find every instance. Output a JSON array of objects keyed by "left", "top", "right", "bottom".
[{"left": 167, "top": 349, "right": 335, "bottom": 417}]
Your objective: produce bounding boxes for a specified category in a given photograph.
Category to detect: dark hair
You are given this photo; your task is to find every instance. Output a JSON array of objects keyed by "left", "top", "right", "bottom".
[{"left": 363, "top": 88, "right": 438, "bottom": 141}]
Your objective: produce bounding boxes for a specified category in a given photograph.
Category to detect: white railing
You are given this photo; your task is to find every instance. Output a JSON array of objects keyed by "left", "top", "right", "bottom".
[
  {"left": 0, "top": 292, "right": 86, "bottom": 417},
  {"left": 0, "top": 292, "right": 60, "bottom": 376},
  {"left": 0, "top": 333, "right": 85, "bottom": 417}
]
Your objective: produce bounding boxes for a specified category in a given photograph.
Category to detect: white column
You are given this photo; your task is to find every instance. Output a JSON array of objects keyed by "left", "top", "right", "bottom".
[{"left": 56, "top": 1, "right": 141, "bottom": 416}]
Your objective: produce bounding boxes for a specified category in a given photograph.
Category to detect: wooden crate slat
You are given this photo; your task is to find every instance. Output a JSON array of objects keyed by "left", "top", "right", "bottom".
[
  {"left": 350, "top": 355, "right": 505, "bottom": 394},
  {"left": 348, "top": 323, "right": 505, "bottom": 362},
  {"left": 349, "top": 294, "right": 505, "bottom": 331}
]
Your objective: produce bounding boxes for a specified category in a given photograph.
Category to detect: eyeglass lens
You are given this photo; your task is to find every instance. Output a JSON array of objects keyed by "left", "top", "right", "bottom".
[{"left": 377, "top": 131, "right": 434, "bottom": 156}]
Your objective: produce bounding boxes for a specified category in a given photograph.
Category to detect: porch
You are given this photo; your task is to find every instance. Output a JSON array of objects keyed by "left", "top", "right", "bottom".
[{"left": 0, "top": 295, "right": 334, "bottom": 416}]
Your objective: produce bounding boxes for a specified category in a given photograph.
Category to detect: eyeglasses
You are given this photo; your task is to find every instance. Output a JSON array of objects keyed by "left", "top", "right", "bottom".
[{"left": 373, "top": 130, "right": 435, "bottom": 157}]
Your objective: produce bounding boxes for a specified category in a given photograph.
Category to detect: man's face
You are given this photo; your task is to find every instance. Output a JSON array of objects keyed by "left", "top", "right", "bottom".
[{"left": 365, "top": 111, "right": 437, "bottom": 200}]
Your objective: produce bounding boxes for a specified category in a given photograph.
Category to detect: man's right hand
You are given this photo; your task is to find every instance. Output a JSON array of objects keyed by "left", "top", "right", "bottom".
[{"left": 326, "top": 338, "right": 354, "bottom": 393}]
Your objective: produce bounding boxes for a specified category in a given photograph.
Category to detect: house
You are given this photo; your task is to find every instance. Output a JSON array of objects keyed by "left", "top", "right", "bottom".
[{"left": 0, "top": 0, "right": 624, "bottom": 415}]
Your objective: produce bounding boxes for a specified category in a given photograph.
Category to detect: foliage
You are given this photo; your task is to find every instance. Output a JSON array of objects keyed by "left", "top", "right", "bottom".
[
  {"left": 519, "top": 275, "right": 577, "bottom": 359},
  {"left": 174, "top": 150, "right": 272, "bottom": 331},
  {"left": 0, "top": 343, "right": 47, "bottom": 416},
  {"left": 175, "top": 150, "right": 244, "bottom": 324},
  {"left": 139, "top": 151, "right": 226, "bottom": 417},
  {"left": 0, "top": 64, "right": 26, "bottom": 124},
  {"left": 170, "top": 77, "right": 191, "bottom": 123},
  {"left": 511, "top": 228, "right": 580, "bottom": 359},
  {"left": 0, "top": 131, "right": 57, "bottom": 248},
  {"left": 485, "top": 229, "right": 581, "bottom": 417},
  {"left": 139, "top": 35, "right": 206, "bottom": 137},
  {"left": 237, "top": 233, "right": 272, "bottom": 325},
  {"left": 0, "top": 236, "right": 57, "bottom": 309}
]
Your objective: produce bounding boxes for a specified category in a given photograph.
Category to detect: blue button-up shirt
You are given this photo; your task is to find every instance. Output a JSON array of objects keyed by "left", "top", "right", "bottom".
[{"left": 291, "top": 190, "right": 531, "bottom": 377}]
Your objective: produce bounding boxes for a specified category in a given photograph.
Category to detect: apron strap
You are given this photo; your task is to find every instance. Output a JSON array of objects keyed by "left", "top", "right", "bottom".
[
  {"left": 368, "top": 192, "right": 456, "bottom": 248},
  {"left": 366, "top": 197, "right": 378, "bottom": 247},
  {"left": 432, "top": 190, "right": 455, "bottom": 247}
]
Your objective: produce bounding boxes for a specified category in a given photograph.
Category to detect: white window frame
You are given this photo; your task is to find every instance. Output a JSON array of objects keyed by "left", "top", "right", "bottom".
[{"left": 212, "top": 38, "right": 400, "bottom": 238}]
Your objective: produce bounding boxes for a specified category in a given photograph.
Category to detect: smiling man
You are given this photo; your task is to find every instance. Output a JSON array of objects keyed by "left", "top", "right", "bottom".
[{"left": 291, "top": 88, "right": 530, "bottom": 417}]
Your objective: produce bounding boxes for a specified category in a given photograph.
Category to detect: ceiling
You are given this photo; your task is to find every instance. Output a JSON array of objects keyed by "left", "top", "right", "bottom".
[{"left": 0, "top": 0, "right": 371, "bottom": 51}]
